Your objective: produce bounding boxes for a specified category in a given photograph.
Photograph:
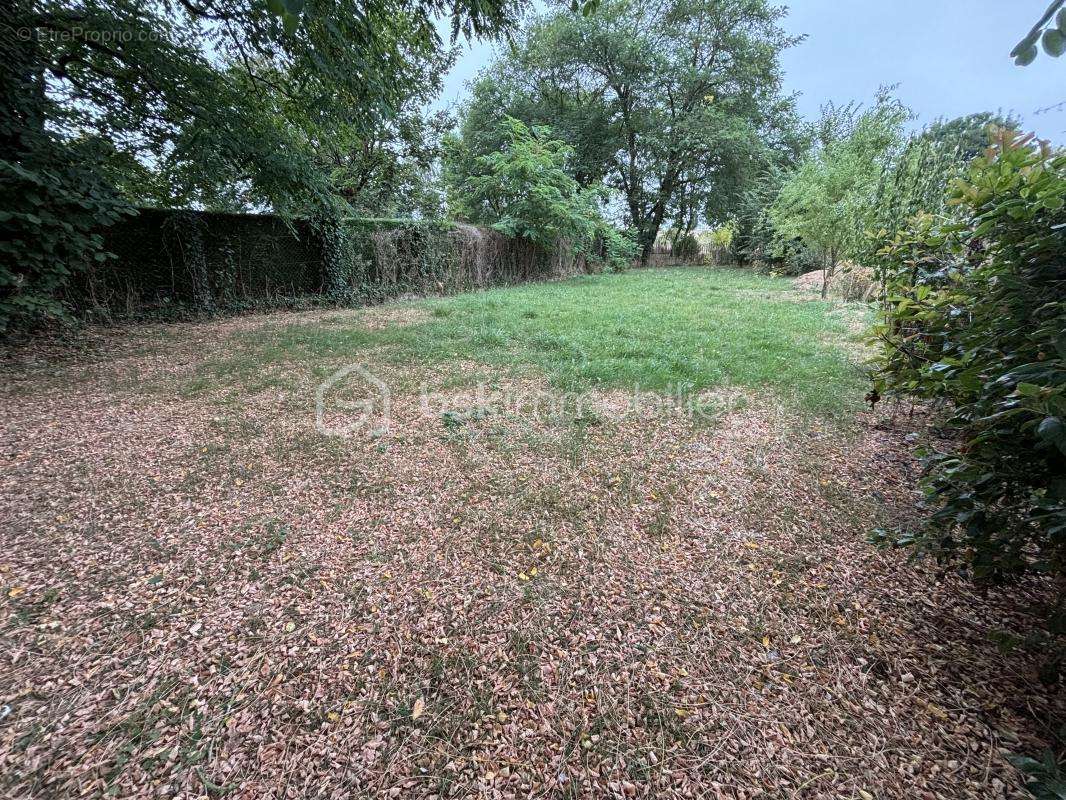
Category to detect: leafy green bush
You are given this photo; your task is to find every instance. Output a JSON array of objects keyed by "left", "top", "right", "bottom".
[
  {"left": 757, "top": 238, "right": 822, "bottom": 277},
  {"left": 1, "top": 138, "right": 130, "bottom": 335},
  {"left": 446, "top": 116, "right": 634, "bottom": 268},
  {"left": 670, "top": 233, "right": 702, "bottom": 262},
  {"left": 871, "top": 130, "right": 1066, "bottom": 599},
  {"left": 596, "top": 225, "right": 638, "bottom": 272},
  {"left": 450, "top": 116, "right": 599, "bottom": 250}
]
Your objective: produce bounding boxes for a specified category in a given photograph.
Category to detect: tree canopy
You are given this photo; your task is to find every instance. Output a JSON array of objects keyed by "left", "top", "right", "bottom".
[
  {"left": 4, "top": 0, "right": 518, "bottom": 212},
  {"left": 446, "top": 116, "right": 635, "bottom": 269},
  {"left": 768, "top": 92, "right": 909, "bottom": 293},
  {"left": 446, "top": 0, "right": 801, "bottom": 263}
]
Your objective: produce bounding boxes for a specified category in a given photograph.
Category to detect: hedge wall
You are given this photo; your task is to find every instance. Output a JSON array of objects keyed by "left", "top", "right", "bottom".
[{"left": 67, "top": 209, "right": 589, "bottom": 320}]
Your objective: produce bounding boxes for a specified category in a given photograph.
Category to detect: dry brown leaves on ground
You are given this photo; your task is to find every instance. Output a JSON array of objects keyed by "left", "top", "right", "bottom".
[{"left": 0, "top": 311, "right": 1062, "bottom": 800}]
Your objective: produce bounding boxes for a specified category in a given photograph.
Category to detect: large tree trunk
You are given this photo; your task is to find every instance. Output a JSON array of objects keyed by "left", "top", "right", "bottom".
[
  {"left": 637, "top": 213, "right": 666, "bottom": 267},
  {"left": 637, "top": 221, "right": 655, "bottom": 266},
  {"left": 625, "top": 161, "right": 675, "bottom": 269}
]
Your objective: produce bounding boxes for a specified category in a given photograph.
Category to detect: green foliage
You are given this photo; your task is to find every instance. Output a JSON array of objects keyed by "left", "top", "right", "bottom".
[
  {"left": 1010, "top": 750, "right": 1066, "bottom": 799},
  {"left": 864, "top": 134, "right": 965, "bottom": 269},
  {"left": 343, "top": 218, "right": 479, "bottom": 302},
  {"left": 671, "top": 234, "right": 702, "bottom": 261},
  {"left": 1012, "top": 1, "right": 1066, "bottom": 65},
  {"left": 870, "top": 130, "right": 1066, "bottom": 595},
  {"left": 862, "top": 114, "right": 1021, "bottom": 263},
  {"left": 733, "top": 165, "right": 796, "bottom": 268},
  {"left": 598, "top": 226, "right": 639, "bottom": 272},
  {"left": 0, "top": 22, "right": 132, "bottom": 333},
  {"left": 0, "top": 140, "right": 131, "bottom": 333},
  {"left": 314, "top": 208, "right": 362, "bottom": 301},
  {"left": 769, "top": 92, "right": 909, "bottom": 285},
  {"left": 447, "top": 117, "right": 632, "bottom": 270},
  {"left": 449, "top": 0, "right": 799, "bottom": 264},
  {"left": 703, "top": 225, "right": 735, "bottom": 250},
  {"left": 920, "top": 112, "right": 1021, "bottom": 161},
  {"left": 327, "top": 110, "right": 454, "bottom": 219},
  {"left": 451, "top": 117, "right": 600, "bottom": 249}
]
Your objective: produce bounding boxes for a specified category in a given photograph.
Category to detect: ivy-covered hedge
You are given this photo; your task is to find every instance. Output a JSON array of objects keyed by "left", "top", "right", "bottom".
[
  {"left": 72, "top": 209, "right": 325, "bottom": 318},
  {"left": 46, "top": 210, "right": 592, "bottom": 324}
]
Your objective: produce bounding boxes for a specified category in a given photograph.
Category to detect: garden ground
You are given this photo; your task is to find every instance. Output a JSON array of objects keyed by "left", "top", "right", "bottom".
[{"left": 0, "top": 267, "right": 1061, "bottom": 799}]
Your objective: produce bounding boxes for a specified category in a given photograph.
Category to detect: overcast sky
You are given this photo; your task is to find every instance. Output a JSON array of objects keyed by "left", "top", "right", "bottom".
[{"left": 434, "top": 0, "right": 1066, "bottom": 142}]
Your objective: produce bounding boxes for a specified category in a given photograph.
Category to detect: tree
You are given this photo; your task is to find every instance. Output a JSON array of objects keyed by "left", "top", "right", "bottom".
[
  {"left": 769, "top": 92, "right": 908, "bottom": 296},
  {"left": 449, "top": 0, "right": 799, "bottom": 264},
  {"left": 446, "top": 116, "right": 635, "bottom": 268},
  {"left": 860, "top": 112, "right": 1020, "bottom": 269},
  {"left": 449, "top": 116, "right": 594, "bottom": 247},
  {"left": 919, "top": 112, "right": 1020, "bottom": 161},
  {"left": 0, "top": 0, "right": 519, "bottom": 330},
  {"left": 5, "top": 0, "right": 516, "bottom": 212},
  {"left": 326, "top": 110, "right": 454, "bottom": 219}
]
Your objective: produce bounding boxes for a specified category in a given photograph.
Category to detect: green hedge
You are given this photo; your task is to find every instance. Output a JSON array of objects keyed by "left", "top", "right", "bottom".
[
  {"left": 871, "top": 130, "right": 1066, "bottom": 617},
  {"left": 60, "top": 210, "right": 589, "bottom": 322}
]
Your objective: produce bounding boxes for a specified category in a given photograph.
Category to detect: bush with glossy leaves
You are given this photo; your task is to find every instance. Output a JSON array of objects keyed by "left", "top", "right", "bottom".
[{"left": 870, "top": 130, "right": 1066, "bottom": 604}]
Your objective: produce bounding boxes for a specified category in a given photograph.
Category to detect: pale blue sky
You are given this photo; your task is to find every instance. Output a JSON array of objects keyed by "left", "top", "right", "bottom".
[{"left": 434, "top": 0, "right": 1066, "bottom": 141}]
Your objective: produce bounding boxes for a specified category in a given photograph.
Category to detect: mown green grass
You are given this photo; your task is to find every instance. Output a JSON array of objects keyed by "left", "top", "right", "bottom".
[{"left": 204, "top": 267, "right": 867, "bottom": 413}]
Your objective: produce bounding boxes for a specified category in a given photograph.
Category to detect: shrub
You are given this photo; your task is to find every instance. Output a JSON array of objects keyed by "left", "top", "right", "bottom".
[
  {"left": 1, "top": 137, "right": 130, "bottom": 335},
  {"left": 597, "top": 224, "right": 638, "bottom": 272},
  {"left": 871, "top": 130, "right": 1066, "bottom": 608},
  {"left": 670, "top": 233, "right": 702, "bottom": 262},
  {"left": 450, "top": 116, "right": 606, "bottom": 258}
]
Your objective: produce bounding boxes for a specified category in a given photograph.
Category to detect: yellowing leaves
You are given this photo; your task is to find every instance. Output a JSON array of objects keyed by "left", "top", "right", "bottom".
[
  {"left": 8, "top": 587, "right": 25, "bottom": 598},
  {"left": 926, "top": 702, "right": 948, "bottom": 720},
  {"left": 411, "top": 697, "right": 425, "bottom": 721}
]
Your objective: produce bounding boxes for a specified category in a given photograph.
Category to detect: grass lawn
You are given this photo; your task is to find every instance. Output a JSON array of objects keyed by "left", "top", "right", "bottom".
[
  {"left": 0, "top": 266, "right": 1058, "bottom": 799},
  {"left": 192, "top": 267, "right": 865, "bottom": 414}
]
